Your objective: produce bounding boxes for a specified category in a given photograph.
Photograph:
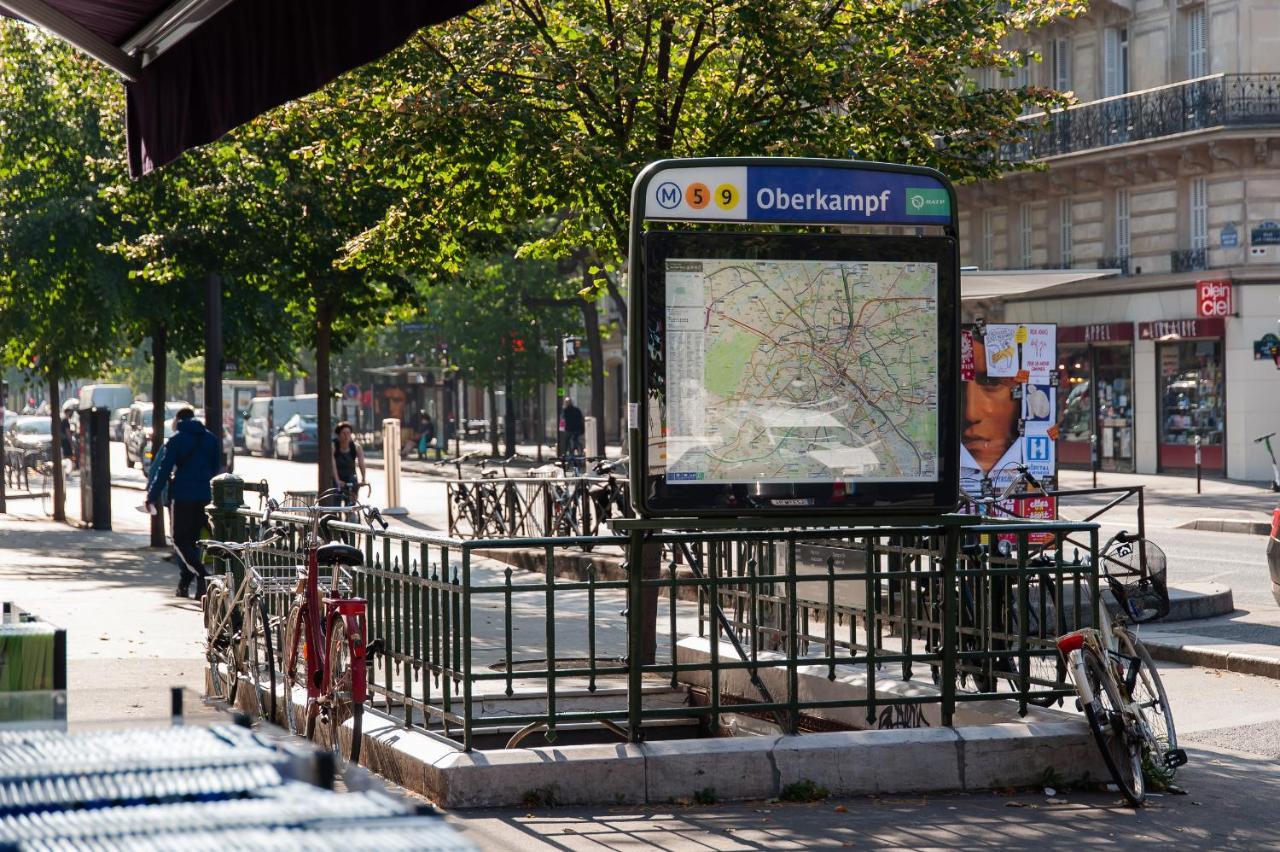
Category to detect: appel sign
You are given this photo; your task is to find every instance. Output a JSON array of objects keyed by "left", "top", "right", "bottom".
[{"left": 1196, "top": 279, "right": 1232, "bottom": 318}]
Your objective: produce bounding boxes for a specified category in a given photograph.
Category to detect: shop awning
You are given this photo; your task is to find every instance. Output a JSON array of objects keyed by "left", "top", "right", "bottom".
[
  {"left": 0, "top": 0, "right": 481, "bottom": 176},
  {"left": 961, "top": 269, "right": 1120, "bottom": 302}
]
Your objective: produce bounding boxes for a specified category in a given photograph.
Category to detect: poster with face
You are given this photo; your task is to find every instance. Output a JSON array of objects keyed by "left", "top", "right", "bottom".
[
  {"left": 961, "top": 332, "right": 1023, "bottom": 493},
  {"left": 982, "top": 325, "right": 1018, "bottom": 378}
]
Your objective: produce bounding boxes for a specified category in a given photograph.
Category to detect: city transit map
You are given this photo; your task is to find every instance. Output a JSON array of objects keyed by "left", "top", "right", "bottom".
[{"left": 664, "top": 257, "right": 939, "bottom": 484}]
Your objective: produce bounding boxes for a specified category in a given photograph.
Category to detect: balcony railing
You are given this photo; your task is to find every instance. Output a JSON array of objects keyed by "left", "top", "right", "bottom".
[
  {"left": 1098, "top": 255, "right": 1130, "bottom": 276},
  {"left": 1003, "top": 74, "right": 1280, "bottom": 161},
  {"left": 1170, "top": 247, "right": 1209, "bottom": 273}
]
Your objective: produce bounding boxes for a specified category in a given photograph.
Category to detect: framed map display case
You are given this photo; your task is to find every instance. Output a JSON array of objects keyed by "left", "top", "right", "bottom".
[{"left": 627, "top": 159, "right": 960, "bottom": 518}]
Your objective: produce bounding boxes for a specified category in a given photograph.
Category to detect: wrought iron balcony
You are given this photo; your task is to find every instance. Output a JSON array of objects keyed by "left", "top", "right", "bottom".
[
  {"left": 1002, "top": 74, "right": 1280, "bottom": 162},
  {"left": 1098, "top": 255, "right": 1130, "bottom": 276},
  {"left": 1170, "top": 247, "right": 1209, "bottom": 273}
]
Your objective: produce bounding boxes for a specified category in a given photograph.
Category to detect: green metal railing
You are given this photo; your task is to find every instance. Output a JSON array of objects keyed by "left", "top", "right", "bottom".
[{"left": 218, "top": 500, "right": 1099, "bottom": 752}]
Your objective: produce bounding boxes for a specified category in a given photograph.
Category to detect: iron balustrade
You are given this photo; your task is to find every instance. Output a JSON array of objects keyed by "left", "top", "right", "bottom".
[
  {"left": 1002, "top": 74, "right": 1280, "bottom": 163},
  {"left": 218, "top": 503, "right": 1100, "bottom": 752},
  {"left": 1098, "top": 255, "right": 1130, "bottom": 276},
  {"left": 1171, "top": 247, "right": 1209, "bottom": 273}
]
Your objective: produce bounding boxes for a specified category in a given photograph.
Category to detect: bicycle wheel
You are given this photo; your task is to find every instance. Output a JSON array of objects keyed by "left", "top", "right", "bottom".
[
  {"left": 1005, "top": 577, "right": 1066, "bottom": 706},
  {"left": 1123, "top": 633, "right": 1178, "bottom": 772},
  {"left": 1081, "top": 645, "right": 1145, "bottom": 806},
  {"left": 203, "top": 582, "right": 238, "bottom": 706},
  {"left": 316, "top": 616, "right": 363, "bottom": 766},
  {"left": 282, "top": 603, "right": 311, "bottom": 737},
  {"left": 246, "top": 596, "right": 277, "bottom": 724}
]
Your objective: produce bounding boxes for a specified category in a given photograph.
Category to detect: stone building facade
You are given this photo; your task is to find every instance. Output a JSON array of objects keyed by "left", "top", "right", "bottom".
[{"left": 958, "top": 0, "right": 1280, "bottom": 482}]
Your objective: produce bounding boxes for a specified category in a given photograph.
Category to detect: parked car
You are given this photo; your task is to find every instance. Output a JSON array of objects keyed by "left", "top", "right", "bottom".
[
  {"left": 110, "top": 406, "right": 131, "bottom": 442},
  {"left": 274, "top": 413, "right": 320, "bottom": 460},
  {"left": 242, "top": 394, "right": 317, "bottom": 457},
  {"left": 123, "top": 401, "right": 189, "bottom": 469},
  {"left": 5, "top": 416, "right": 53, "bottom": 461}
]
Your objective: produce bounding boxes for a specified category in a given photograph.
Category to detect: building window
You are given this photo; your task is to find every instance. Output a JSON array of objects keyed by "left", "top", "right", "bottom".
[
  {"left": 1104, "top": 27, "right": 1129, "bottom": 97},
  {"left": 1052, "top": 37, "right": 1072, "bottom": 91},
  {"left": 1187, "top": 6, "right": 1207, "bottom": 78},
  {"left": 1020, "top": 203, "right": 1033, "bottom": 268},
  {"left": 1060, "top": 198, "right": 1074, "bottom": 267},
  {"left": 1190, "top": 178, "right": 1208, "bottom": 250},
  {"left": 1116, "top": 188, "right": 1130, "bottom": 259},
  {"left": 982, "top": 209, "right": 994, "bottom": 268}
]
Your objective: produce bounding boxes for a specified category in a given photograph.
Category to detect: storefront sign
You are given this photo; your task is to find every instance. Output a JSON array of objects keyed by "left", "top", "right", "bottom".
[
  {"left": 1221, "top": 222, "right": 1239, "bottom": 248},
  {"left": 1057, "top": 322, "right": 1134, "bottom": 345},
  {"left": 1196, "top": 279, "right": 1233, "bottom": 318},
  {"left": 1252, "top": 221, "right": 1280, "bottom": 245},
  {"left": 1138, "top": 318, "right": 1226, "bottom": 340},
  {"left": 1255, "top": 333, "right": 1280, "bottom": 361}
]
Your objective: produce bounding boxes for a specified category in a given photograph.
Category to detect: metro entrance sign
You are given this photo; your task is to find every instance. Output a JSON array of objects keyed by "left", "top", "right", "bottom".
[{"left": 627, "top": 158, "right": 961, "bottom": 518}]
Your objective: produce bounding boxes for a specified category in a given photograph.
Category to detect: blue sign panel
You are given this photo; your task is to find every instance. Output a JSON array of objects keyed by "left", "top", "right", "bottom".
[{"left": 642, "top": 161, "right": 952, "bottom": 227}]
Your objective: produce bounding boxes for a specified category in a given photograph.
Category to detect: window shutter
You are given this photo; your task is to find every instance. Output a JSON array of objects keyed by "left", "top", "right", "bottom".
[
  {"left": 1191, "top": 179, "right": 1208, "bottom": 250},
  {"left": 1020, "top": 203, "right": 1033, "bottom": 268},
  {"left": 1053, "top": 38, "right": 1072, "bottom": 91},
  {"left": 1188, "top": 7, "right": 1207, "bottom": 78},
  {"left": 1116, "top": 189, "right": 1130, "bottom": 258}
]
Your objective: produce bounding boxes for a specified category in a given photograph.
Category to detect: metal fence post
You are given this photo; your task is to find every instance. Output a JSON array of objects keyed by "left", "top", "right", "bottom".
[
  {"left": 207, "top": 473, "right": 245, "bottom": 584},
  {"left": 941, "top": 523, "right": 959, "bottom": 727},
  {"left": 626, "top": 529, "right": 646, "bottom": 741}
]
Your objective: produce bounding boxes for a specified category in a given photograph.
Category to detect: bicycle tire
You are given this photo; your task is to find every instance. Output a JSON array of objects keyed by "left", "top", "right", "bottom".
[
  {"left": 1123, "top": 633, "right": 1178, "bottom": 772},
  {"left": 203, "top": 582, "right": 238, "bottom": 706},
  {"left": 317, "top": 616, "right": 363, "bottom": 766},
  {"left": 247, "top": 596, "right": 277, "bottom": 724},
  {"left": 282, "top": 603, "right": 310, "bottom": 737},
  {"left": 1005, "top": 577, "right": 1066, "bottom": 707},
  {"left": 1081, "top": 645, "right": 1145, "bottom": 806}
]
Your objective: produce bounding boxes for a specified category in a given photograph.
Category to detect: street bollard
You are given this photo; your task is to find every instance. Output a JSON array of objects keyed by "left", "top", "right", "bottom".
[
  {"left": 1090, "top": 432, "right": 1098, "bottom": 489},
  {"left": 1195, "top": 434, "right": 1202, "bottom": 494},
  {"left": 381, "top": 419, "right": 408, "bottom": 516}
]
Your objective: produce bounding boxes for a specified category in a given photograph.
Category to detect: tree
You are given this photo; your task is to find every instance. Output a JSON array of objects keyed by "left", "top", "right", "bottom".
[
  {"left": 0, "top": 22, "right": 131, "bottom": 520},
  {"left": 329, "top": 0, "right": 1086, "bottom": 315}
]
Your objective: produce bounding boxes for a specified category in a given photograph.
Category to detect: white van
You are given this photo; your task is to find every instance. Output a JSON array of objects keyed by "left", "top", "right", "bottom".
[
  {"left": 242, "top": 394, "right": 317, "bottom": 457},
  {"left": 77, "top": 384, "right": 134, "bottom": 413}
]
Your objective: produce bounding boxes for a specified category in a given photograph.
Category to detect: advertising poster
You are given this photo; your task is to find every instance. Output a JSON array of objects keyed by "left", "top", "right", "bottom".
[
  {"left": 1023, "top": 384, "right": 1054, "bottom": 424},
  {"left": 1021, "top": 324, "right": 1056, "bottom": 383},
  {"left": 997, "top": 495, "right": 1058, "bottom": 551},
  {"left": 982, "top": 325, "right": 1018, "bottom": 378},
  {"left": 960, "top": 328, "right": 975, "bottom": 382}
]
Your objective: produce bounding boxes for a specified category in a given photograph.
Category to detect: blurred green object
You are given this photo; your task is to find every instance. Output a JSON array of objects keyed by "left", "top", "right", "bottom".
[{"left": 0, "top": 605, "right": 66, "bottom": 724}]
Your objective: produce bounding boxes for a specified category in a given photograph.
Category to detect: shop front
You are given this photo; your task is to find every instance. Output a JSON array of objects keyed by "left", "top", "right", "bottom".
[
  {"left": 1139, "top": 318, "right": 1227, "bottom": 473},
  {"left": 1056, "top": 322, "right": 1136, "bottom": 473}
]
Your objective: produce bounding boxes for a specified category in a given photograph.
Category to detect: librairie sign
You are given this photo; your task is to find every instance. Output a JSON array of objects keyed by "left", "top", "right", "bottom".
[
  {"left": 628, "top": 158, "right": 961, "bottom": 518},
  {"left": 644, "top": 164, "right": 952, "bottom": 225}
]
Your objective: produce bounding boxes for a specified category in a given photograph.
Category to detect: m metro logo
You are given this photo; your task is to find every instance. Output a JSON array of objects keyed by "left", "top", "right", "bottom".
[{"left": 645, "top": 166, "right": 748, "bottom": 220}]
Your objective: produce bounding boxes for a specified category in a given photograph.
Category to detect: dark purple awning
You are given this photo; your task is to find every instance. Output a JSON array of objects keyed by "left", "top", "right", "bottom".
[{"left": 0, "top": 0, "right": 480, "bottom": 176}]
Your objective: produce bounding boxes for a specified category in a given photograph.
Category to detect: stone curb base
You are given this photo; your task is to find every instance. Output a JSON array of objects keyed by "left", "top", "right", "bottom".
[
  {"left": 1142, "top": 633, "right": 1280, "bottom": 680},
  {"left": 1177, "top": 518, "right": 1271, "bottom": 536},
  {"left": 356, "top": 712, "right": 1108, "bottom": 809}
]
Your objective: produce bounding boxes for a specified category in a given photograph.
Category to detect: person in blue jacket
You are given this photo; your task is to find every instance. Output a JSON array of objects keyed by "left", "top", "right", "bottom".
[{"left": 145, "top": 407, "right": 221, "bottom": 599}]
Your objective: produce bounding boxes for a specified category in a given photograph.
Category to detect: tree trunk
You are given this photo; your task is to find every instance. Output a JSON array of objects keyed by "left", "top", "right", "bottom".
[
  {"left": 581, "top": 289, "right": 606, "bottom": 458},
  {"left": 48, "top": 375, "right": 65, "bottom": 522},
  {"left": 150, "top": 325, "right": 167, "bottom": 547},
  {"left": 316, "top": 300, "right": 333, "bottom": 495},
  {"left": 487, "top": 384, "right": 499, "bottom": 457}
]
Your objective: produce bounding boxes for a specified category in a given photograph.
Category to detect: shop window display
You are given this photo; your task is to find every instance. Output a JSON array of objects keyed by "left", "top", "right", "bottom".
[{"left": 1158, "top": 339, "right": 1225, "bottom": 470}]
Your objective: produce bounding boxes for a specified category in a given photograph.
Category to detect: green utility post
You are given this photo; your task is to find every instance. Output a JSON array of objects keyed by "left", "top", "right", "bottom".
[{"left": 208, "top": 473, "right": 246, "bottom": 585}]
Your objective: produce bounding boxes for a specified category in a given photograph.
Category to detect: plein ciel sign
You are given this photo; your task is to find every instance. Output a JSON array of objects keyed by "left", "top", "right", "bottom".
[{"left": 628, "top": 157, "right": 960, "bottom": 518}]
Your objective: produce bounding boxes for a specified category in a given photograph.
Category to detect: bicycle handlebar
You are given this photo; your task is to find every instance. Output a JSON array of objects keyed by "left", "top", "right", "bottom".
[{"left": 1255, "top": 432, "right": 1277, "bottom": 443}]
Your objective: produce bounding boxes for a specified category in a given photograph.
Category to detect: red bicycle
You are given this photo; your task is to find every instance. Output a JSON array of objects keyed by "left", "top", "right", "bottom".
[{"left": 269, "top": 492, "right": 385, "bottom": 765}]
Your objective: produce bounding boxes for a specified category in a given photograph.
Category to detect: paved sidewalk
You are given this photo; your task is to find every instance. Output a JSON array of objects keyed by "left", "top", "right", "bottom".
[
  {"left": 1057, "top": 468, "right": 1277, "bottom": 533},
  {"left": 0, "top": 480, "right": 203, "bottom": 722}
]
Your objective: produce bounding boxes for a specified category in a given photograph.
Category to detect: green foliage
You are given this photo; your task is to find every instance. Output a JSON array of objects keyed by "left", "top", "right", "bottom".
[
  {"left": 692, "top": 786, "right": 718, "bottom": 805},
  {"left": 0, "top": 22, "right": 130, "bottom": 381},
  {"left": 320, "top": 0, "right": 1086, "bottom": 307},
  {"left": 780, "top": 779, "right": 829, "bottom": 802}
]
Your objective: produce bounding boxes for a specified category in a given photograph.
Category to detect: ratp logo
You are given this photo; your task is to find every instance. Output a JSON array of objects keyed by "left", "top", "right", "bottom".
[{"left": 655, "top": 182, "right": 682, "bottom": 210}]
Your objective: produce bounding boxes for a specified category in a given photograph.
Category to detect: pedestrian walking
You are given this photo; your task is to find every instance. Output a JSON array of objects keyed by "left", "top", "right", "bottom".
[
  {"left": 561, "top": 397, "right": 585, "bottom": 460},
  {"left": 145, "top": 407, "right": 220, "bottom": 599},
  {"left": 332, "top": 421, "right": 367, "bottom": 499}
]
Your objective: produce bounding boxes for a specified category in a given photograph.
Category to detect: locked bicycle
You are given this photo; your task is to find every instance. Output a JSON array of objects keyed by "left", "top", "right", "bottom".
[
  {"left": 1056, "top": 530, "right": 1185, "bottom": 806},
  {"left": 269, "top": 491, "right": 387, "bottom": 766}
]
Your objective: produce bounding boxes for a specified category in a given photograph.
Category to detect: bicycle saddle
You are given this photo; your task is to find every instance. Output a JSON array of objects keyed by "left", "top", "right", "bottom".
[{"left": 316, "top": 542, "right": 364, "bottom": 567}]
